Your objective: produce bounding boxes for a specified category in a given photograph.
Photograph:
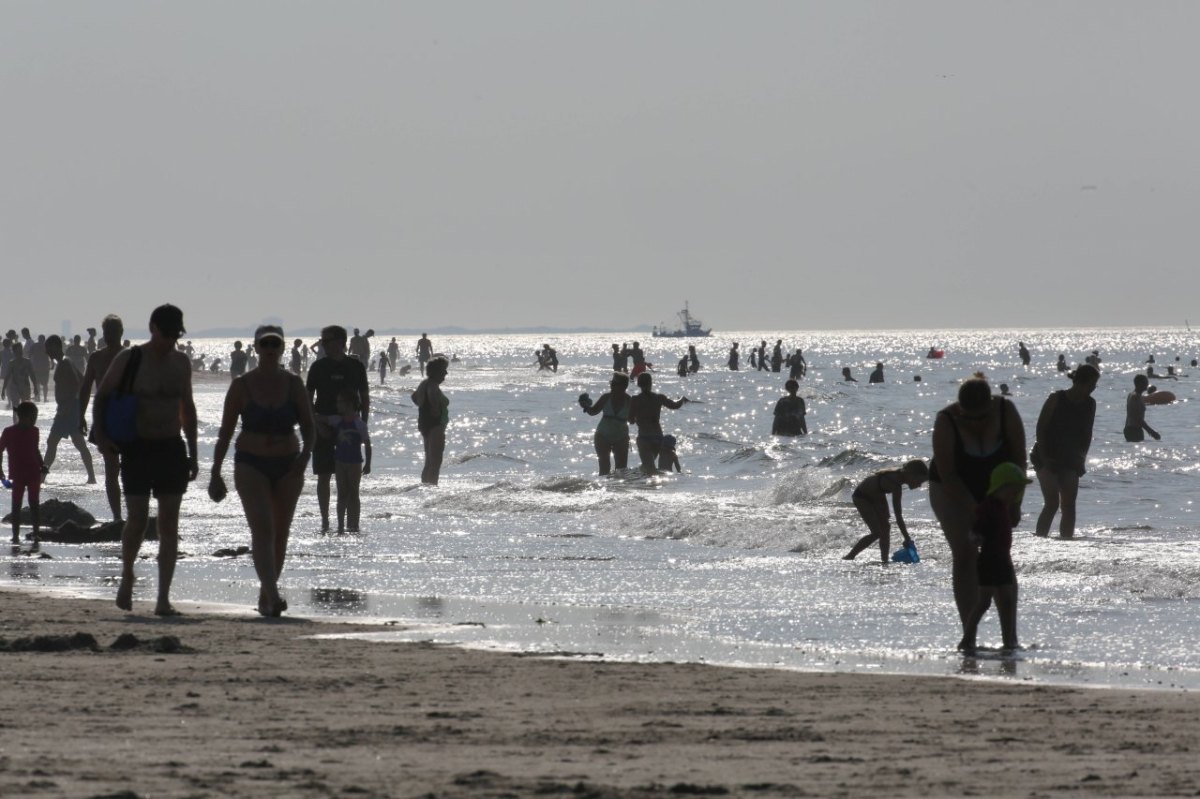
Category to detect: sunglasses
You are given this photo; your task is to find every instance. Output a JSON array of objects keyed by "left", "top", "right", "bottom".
[{"left": 257, "top": 338, "right": 284, "bottom": 349}]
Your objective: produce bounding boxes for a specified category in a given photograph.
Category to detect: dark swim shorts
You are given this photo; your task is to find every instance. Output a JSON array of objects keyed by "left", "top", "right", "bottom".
[
  {"left": 312, "top": 436, "right": 336, "bottom": 476},
  {"left": 120, "top": 437, "right": 190, "bottom": 498}
]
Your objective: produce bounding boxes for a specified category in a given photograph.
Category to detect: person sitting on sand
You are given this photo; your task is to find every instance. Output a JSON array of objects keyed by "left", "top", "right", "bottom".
[
  {"left": 772, "top": 380, "right": 807, "bottom": 436},
  {"left": 844, "top": 460, "right": 928, "bottom": 564},
  {"left": 961, "top": 462, "right": 1031, "bottom": 656}
]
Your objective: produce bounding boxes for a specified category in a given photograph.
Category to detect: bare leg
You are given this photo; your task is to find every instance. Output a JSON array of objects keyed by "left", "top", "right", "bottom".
[
  {"left": 316, "top": 473, "right": 332, "bottom": 532},
  {"left": 930, "top": 481, "right": 979, "bottom": 631},
  {"left": 1056, "top": 470, "right": 1080, "bottom": 539},
  {"left": 10, "top": 487, "right": 21, "bottom": 544},
  {"left": 1034, "top": 468, "right": 1059, "bottom": 537},
  {"left": 994, "top": 582, "right": 1019, "bottom": 649},
  {"left": 334, "top": 464, "right": 349, "bottom": 533},
  {"left": 43, "top": 432, "right": 63, "bottom": 472},
  {"left": 69, "top": 433, "right": 97, "bottom": 483},
  {"left": 118, "top": 495, "right": 151, "bottom": 611},
  {"left": 845, "top": 495, "right": 890, "bottom": 562},
  {"left": 235, "top": 464, "right": 283, "bottom": 615},
  {"left": 153, "top": 494, "right": 183, "bottom": 616},
  {"left": 422, "top": 427, "right": 445, "bottom": 485},
  {"left": 271, "top": 468, "right": 303, "bottom": 578},
  {"left": 593, "top": 433, "right": 612, "bottom": 476},
  {"left": 344, "top": 464, "right": 362, "bottom": 532},
  {"left": 614, "top": 439, "right": 629, "bottom": 471},
  {"left": 101, "top": 450, "right": 123, "bottom": 522},
  {"left": 961, "top": 588, "right": 994, "bottom": 655}
]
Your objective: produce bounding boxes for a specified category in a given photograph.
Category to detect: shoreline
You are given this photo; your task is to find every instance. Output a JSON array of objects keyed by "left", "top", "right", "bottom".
[{"left": 4, "top": 588, "right": 1200, "bottom": 797}]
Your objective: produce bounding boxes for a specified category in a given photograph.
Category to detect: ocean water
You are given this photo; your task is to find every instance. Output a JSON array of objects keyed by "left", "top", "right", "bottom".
[{"left": 6, "top": 327, "right": 1199, "bottom": 690}]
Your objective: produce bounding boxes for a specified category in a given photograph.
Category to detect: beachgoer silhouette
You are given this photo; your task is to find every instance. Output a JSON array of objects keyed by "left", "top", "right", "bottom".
[
  {"left": 628, "top": 372, "right": 688, "bottom": 475},
  {"left": 2, "top": 343, "right": 35, "bottom": 420},
  {"left": 93, "top": 304, "right": 198, "bottom": 617},
  {"left": 307, "top": 325, "right": 370, "bottom": 531},
  {"left": 844, "top": 460, "right": 927, "bottom": 563},
  {"left": 1123, "top": 373, "right": 1160, "bottom": 442},
  {"left": 757, "top": 341, "right": 768, "bottom": 372},
  {"left": 687, "top": 345, "right": 700, "bottom": 374},
  {"left": 841, "top": 367, "right": 857, "bottom": 383},
  {"left": 29, "top": 334, "right": 50, "bottom": 402},
  {"left": 1018, "top": 342, "right": 1031, "bottom": 367},
  {"left": 728, "top": 342, "right": 739, "bottom": 371},
  {"left": 788, "top": 348, "right": 807, "bottom": 380},
  {"left": 229, "top": 341, "right": 248, "bottom": 379},
  {"left": 416, "top": 334, "right": 433, "bottom": 375},
  {"left": 771, "top": 380, "right": 807, "bottom": 436},
  {"left": 41, "top": 335, "right": 96, "bottom": 484},
  {"left": 1056, "top": 354, "right": 1068, "bottom": 372},
  {"left": 85, "top": 328, "right": 97, "bottom": 355},
  {"left": 412, "top": 356, "right": 449, "bottom": 485},
  {"left": 771, "top": 340, "right": 783, "bottom": 373},
  {"left": 79, "top": 314, "right": 126, "bottom": 521},
  {"left": 579, "top": 372, "right": 631, "bottom": 475},
  {"left": 868, "top": 362, "right": 884, "bottom": 384},
  {"left": 65, "top": 335, "right": 88, "bottom": 374},
  {"left": 1031, "top": 364, "right": 1099, "bottom": 539},
  {"left": 387, "top": 338, "right": 400, "bottom": 373}
]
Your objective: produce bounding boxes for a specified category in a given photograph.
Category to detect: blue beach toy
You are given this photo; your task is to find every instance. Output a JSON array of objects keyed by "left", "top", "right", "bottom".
[
  {"left": 891, "top": 540, "right": 920, "bottom": 564},
  {"left": 1, "top": 479, "right": 10, "bottom": 490}
]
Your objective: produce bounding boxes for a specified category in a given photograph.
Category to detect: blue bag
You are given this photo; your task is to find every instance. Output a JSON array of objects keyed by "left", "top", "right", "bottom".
[
  {"left": 104, "top": 346, "right": 142, "bottom": 445},
  {"left": 891, "top": 540, "right": 920, "bottom": 564}
]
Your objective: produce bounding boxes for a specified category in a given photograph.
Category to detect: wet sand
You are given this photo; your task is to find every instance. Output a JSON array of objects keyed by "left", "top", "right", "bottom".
[{"left": 2, "top": 587, "right": 1199, "bottom": 798}]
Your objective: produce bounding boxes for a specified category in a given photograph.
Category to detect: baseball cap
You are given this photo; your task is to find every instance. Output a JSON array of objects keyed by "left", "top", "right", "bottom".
[
  {"left": 254, "top": 324, "right": 285, "bottom": 344},
  {"left": 987, "top": 462, "right": 1033, "bottom": 496}
]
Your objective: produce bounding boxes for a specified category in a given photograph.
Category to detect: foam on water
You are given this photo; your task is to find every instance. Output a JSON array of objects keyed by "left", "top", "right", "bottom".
[{"left": 8, "top": 327, "right": 1200, "bottom": 690}]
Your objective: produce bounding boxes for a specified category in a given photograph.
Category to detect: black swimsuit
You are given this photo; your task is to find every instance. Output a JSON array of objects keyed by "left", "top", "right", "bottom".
[
  {"left": 235, "top": 382, "right": 300, "bottom": 485},
  {"left": 930, "top": 398, "right": 1011, "bottom": 503}
]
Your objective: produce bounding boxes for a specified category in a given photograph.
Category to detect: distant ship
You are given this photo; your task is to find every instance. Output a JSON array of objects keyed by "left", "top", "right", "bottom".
[{"left": 652, "top": 302, "right": 712, "bottom": 338}]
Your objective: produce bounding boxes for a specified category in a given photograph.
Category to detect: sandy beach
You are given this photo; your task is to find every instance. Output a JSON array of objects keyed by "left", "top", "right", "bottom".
[{"left": 0, "top": 588, "right": 1197, "bottom": 798}]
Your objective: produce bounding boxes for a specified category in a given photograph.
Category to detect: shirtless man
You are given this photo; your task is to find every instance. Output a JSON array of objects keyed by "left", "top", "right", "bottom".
[
  {"left": 93, "top": 304, "right": 198, "bottom": 616},
  {"left": 42, "top": 335, "right": 96, "bottom": 484},
  {"left": 80, "top": 315, "right": 127, "bottom": 522},
  {"left": 65, "top": 335, "right": 88, "bottom": 373},
  {"left": 1123, "top": 373, "right": 1161, "bottom": 443},
  {"left": 416, "top": 333, "right": 433, "bottom": 376}
]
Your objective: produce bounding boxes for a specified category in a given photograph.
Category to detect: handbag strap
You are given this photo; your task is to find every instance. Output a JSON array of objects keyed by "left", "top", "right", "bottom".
[{"left": 116, "top": 346, "right": 143, "bottom": 397}]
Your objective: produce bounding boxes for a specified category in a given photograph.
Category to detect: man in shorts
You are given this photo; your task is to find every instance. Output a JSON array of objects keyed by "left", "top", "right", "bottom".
[
  {"left": 93, "top": 304, "right": 198, "bottom": 616},
  {"left": 79, "top": 314, "right": 127, "bottom": 522},
  {"left": 307, "top": 325, "right": 369, "bottom": 532}
]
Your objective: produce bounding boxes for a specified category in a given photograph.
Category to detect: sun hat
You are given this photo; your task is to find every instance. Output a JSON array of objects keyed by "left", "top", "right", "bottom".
[{"left": 987, "top": 462, "right": 1033, "bottom": 496}]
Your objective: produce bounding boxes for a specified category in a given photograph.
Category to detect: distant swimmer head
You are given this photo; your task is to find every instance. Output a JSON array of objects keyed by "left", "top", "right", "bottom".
[
  {"left": 998, "top": 383, "right": 1010, "bottom": 395},
  {"left": 913, "top": 375, "right": 922, "bottom": 382}
]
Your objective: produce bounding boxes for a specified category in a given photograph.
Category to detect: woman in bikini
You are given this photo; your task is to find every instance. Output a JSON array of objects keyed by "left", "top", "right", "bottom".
[
  {"left": 209, "top": 325, "right": 315, "bottom": 617},
  {"left": 929, "top": 376, "right": 1026, "bottom": 648},
  {"left": 579, "top": 373, "right": 631, "bottom": 475}
]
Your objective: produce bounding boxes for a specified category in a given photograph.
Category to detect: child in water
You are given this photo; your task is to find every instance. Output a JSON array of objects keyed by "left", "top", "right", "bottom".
[
  {"left": 961, "top": 462, "right": 1032, "bottom": 655},
  {"left": 657, "top": 434, "right": 681, "bottom": 472},
  {"left": 844, "top": 459, "right": 928, "bottom": 564},
  {"left": 323, "top": 389, "right": 372, "bottom": 533},
  {"left": 0, "top": 402, "right": 46, "bottom": 545}
]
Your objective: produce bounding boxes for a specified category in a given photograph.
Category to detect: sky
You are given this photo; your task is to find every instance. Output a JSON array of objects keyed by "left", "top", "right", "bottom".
[{"left": 4, "top": 2, "right": 1198, "bottom": 336}]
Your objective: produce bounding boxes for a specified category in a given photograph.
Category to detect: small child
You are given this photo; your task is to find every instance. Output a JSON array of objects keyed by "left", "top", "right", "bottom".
[
  {"left": 844, "top": 459, "right": 928, "bottom": 564},
  {"left": 0, "top": 402, "right": 47, "bottom": 545},
  {"left": 323, "top": 389, "right": 372, "bottom": 534},
  {"left": 961, "top": 461, "right": 1032, "bottom": 655},
  {"left": 657, "top": 434, "right": 681, "bottom": 472}
]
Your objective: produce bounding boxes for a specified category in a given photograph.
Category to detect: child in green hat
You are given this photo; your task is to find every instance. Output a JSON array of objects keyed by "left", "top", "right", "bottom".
[{"left": 961, "top": 461, "right": 1032, "bottom": 655}]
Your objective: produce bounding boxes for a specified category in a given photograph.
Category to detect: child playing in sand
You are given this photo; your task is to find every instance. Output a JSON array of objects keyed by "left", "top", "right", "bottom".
[
  {"left": 844, "top": 459, "right": 928, "bottom": 564},
  {"left": 323, "top": 389, "right": 372, "bottom": 533},
  {"left": 961, "top": 462, "right": 1032, "bottom": 655},
  {"left": 0, "top": 402, "right": 46, "bottom": 545}
]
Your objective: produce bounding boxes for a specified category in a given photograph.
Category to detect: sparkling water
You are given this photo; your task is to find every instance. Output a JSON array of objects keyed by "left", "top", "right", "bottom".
[{"left": 8, "top": 327, "right": 1199, "bottom": 689}]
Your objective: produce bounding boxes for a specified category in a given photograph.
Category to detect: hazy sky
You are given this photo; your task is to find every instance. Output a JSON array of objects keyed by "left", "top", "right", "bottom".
[{"left": 4, "top": 2, "right": 1198, "bottom": 335}]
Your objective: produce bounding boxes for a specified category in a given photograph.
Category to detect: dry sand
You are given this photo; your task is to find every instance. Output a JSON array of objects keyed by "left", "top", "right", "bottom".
[{"left": 2, "top": 587, "right": 1199, "bottom": 798}]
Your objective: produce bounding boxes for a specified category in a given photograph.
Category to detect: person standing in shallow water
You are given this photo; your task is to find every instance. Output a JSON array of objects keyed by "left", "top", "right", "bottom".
[
  {"left": 928, "top": 376, "right": 1026, "bottom": 650},
  {"left": 628, "top": 372, "right": 688, "bottom": 475},
  {"left": 93, "top": 304, "right": 198, "bottom": 617},
  {"left": 307, "top": 325, "right": 370, "bottom": 532},
  {"left": 1031, "top": 364, "right": 1099, "bottom": 539},
  {"left": 79, "top": 315, "right": 126, "bottom": 522},
  {"left": 412, "top": 356, "right": 449, "bottom": 485},
  {"left": 416, "top": 333, "right": 433, "bottom": 376},
  {"left": 579, "top": 372, "right": 631, "bottom": 475},
  {"left": 1018, "top": 342, "right": 1031, "bottom": 367},
  {"left": 728, "top": 342, "right": 739, "bottom": 370},
  {"left": 1123, "top": 373, "right": 1160, "bottom": 443},
  {"left": 42, "top": 335, "right": 96, "bottom": 484}
]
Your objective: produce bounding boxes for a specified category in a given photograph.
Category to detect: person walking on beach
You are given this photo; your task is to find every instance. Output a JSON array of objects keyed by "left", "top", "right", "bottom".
[
  {"left": 1123, "top": 373, "right": 1160, "bottom": 442},
  {"left": 844, "top": 460, "right": 928, "bottom": 564},
  {"left": 2, "top": 343, "right": 35, "bottom": 421},
  {"left": 41, "top": 335, "right": 96, "bottom": 484},
  {"left": 579, "top": 373, "right": 631, "bottom": 475},
  {"left": 628, "top": 371, "right": 688, "bottom": 475},
  {"left": 1031, "top": 365, "right": 1099, "bottom": 539},
  {"left": 307, "top": 325, "right": 370, "bottom": 531},
  {"left": 0, "top": 402, "right": 46, "bottom": 546},
  {"left": 320, "top": 389, "right": 371, "bottom": 533},
  {"left": 416, "top": 333, "right": 433, "bottom": 376},
  {"left": 209, "top": 325, "right": 314, "bottom": 617},
  {"left": 412, "top": 355, "right": 449, "bottom": 485},
  {"left": 771, "top": 380, "right": 807, "bottom": 436},
  {"left": 79, "top": 314, "right": 126, "bottom": 522},
  {"left": 93, "top": 304, "right": 198, "bottom": 617},
  {"left": 961, "top": 462, "right": 1031, "bottom": 656},
  {"left": 928, "top": 375, "right": 1026, "bottom": 649}
]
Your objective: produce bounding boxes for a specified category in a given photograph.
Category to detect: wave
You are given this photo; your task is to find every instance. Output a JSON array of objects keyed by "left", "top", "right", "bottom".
[
  {"left": 772, "top": 473, "right": 854, "bottom": 505},
  {"left": 817, "top": 448, "right": 880, "bottom": 469},
  {"left": 451, "top": 452, "right": 529, "bottom": 465}
]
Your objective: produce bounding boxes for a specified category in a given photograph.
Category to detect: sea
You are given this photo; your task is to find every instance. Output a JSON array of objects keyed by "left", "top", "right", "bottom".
[{"left": 5, "top": 328, "right": 1199, "bottom": 691}]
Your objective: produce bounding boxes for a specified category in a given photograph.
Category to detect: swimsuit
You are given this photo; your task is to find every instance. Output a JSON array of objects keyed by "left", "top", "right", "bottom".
[
  {"left": 234, "top": 451, "right": 297, "bottom": 485},
  {"left": 929, "top": 398, "right": 1010, "bottom": 503},
  {"left": 595, "top": 395, "right": 630, "bottom": 443},
  {"left": 236, "top": 380, "right": 301, "bottom": 484}
]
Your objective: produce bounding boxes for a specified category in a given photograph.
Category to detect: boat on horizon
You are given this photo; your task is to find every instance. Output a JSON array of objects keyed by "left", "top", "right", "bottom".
[{"left": 652, "top": 302, "right": 712, "bottom": 338}]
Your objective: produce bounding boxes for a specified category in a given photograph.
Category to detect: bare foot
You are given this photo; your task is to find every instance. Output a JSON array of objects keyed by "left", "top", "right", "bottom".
[
  {"left": 116, "top": 576, "right": 134, "bottom": 611},
  {"left": 86, "top": 476, "right": 98, "bottom": 485},
  {"left": 154, "top": 603, "right": 182, "bottom": 617}
]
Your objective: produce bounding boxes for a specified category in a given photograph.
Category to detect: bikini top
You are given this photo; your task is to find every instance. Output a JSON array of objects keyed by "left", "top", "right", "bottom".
[{"left": 240, "top": 381, "right": 299, "bottom": 436}]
